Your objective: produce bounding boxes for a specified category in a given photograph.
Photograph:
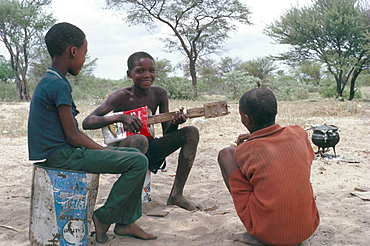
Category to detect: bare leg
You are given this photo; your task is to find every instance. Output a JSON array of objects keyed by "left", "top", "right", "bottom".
[
  {"left": 230, "top": 232, "right": 267, "bottom": 245},
  {"left": 119, "top": 134, "right": 148, "bottom": 154},
  {"left": 93, "top": 213, "right": 111, "bottom": 243},
  {"left": 166, "top": 126, "right": 201, "bottom": 210},
  {"left": 114, "top": 223, "right": 157, "bottom": 240},
  {"left": 218, "top": 146, "right": 238, "bottom": 192},
  {"left": 150, "top": 126, "right": 200, "bottom": 211}
]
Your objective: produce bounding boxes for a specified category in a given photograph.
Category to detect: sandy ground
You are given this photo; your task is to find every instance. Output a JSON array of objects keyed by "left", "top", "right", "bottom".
[{"left": 0, "top": 99, "right": 369, "bottom": 246}]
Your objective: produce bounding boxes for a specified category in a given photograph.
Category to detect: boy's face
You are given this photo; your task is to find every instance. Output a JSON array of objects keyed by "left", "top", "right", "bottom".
[
  {"left": 127, "top": 58, "right": 156, "bottom": 90},
  {"left": 69, "top": 38, "right": 88, "bottom": 76}
]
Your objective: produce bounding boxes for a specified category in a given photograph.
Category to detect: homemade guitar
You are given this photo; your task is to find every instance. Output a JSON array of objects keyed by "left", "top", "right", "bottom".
[{"left": 102, "top": 101, "right": 229, "bottom": 145}]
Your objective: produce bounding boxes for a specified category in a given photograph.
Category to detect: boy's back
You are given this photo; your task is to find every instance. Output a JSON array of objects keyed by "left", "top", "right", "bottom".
[
  {"left": 218, "top": 88, "right": 319, "bottom": 246},
  {"left": 28, "top": 68, "right": 77, "bottom": 160},
  {"left": 233, "top": 124, "right": 319, "bottom": 245}
]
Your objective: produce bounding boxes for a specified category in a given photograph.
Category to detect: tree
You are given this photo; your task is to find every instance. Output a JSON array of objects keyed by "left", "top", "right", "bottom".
[
  {"left": 0, "top": 0, "right": 55, "bottom": 100},
  {"left": 223, "top": 70, "right": 260, "bottom": 99},
  {"left": 238, "top": 57, "right": 278, "bottom": 87},
  {"left": 0, "top": 55, "right": 13, "bottom": 82},
  {"left": 218, "top": 56, "right": 242, "bottom": 75},
  {"left": 28, "top": 47, "right": 50, "bottom": 82},
  {"left": 264, "top": 0, "right": 370, "bottom": 100},
  {"left": 294, "top": 61, "right": 323, "bottom": 86},
  {"left": 154, "top": 58, "right": 173, "bottom": 83},
  {"left": 359, "top": 0, "right": 370, "bottom": 55},
  {"left": 197, "top": 58, "right": 221, "bottom": 93},
  {"left": 106, "top": 0, "right": 252, "bottom": 97}
]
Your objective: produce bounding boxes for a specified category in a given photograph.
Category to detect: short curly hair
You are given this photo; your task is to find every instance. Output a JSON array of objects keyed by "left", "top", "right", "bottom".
[
  {"left": 239, "top": 88, "right": 277, "bottom": 125},
  {"left": 45, "top": 22, "right": 85, "bottom": 58},
  {"left": 127, "top": 51, "right": 154, "bottom": 71}
]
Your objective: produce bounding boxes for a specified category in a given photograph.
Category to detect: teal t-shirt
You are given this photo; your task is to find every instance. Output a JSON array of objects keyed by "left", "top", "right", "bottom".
[{"left": 28, "top": 68, "right": 79, "bottom": 160}]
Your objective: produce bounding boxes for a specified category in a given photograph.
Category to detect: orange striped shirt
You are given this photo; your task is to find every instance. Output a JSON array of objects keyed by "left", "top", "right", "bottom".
[{"left": 230, "top": 124, "right": 319, "bottom": 246}]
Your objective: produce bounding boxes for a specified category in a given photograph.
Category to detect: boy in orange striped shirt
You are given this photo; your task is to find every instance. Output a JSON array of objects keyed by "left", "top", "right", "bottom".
[{"left": 218, "top": 88, "right": 319, "bottom": 246}]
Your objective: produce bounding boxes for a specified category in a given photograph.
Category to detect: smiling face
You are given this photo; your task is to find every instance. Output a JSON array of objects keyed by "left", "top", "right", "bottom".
[
  {"left": 127, "top": 58, "right": 156, "bottom": 90},
  {"left": 68, "top": 38, "right": 88, "bottom": 76}
]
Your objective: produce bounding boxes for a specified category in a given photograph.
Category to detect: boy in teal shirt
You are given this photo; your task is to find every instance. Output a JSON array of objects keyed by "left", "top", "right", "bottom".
[{"left": 28, "top": 22, "right": 156, "bottom": 243}]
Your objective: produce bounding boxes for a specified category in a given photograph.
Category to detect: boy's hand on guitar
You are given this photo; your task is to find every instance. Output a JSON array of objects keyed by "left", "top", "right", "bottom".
[
  {"left": 171, "top": 107, "right": 187, "bottom": 125},
  {"left": 118, "top": 114, "right": 142, "bottom": 133}
]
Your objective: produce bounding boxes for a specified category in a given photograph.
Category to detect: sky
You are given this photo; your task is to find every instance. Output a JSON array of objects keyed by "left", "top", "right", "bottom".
[{"left": 0, "top": 0, "right": 312, "bottom": 80}]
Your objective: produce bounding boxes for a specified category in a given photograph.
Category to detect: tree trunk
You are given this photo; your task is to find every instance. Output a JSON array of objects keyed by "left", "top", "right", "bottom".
[
  {"left": 15, "top": 76, "right": 30, "bottom": 101},
  {"left": 349, "top": 68, "right": 360, "bottom": 101},
  {"left": 336, "top": 78, "right": 343, "bottom": 98},
  {"left": 189, "top": 60, "right": 198, "bottom": 98},
  {"left": 20, "top": 77, "right": 30, "bottom": 101},
  {"left": 10, "top": 53, "right": 30, "bottom": 101}
]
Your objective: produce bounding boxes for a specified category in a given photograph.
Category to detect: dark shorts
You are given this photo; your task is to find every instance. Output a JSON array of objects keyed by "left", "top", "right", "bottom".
[{"left": 146, "top": 138, "right": 166, "bottom": 174}]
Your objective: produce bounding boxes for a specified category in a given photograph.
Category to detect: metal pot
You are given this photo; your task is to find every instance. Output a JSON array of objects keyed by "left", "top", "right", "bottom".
[{"left": 311, "top": 124, "right": 340, "bottom": 156}]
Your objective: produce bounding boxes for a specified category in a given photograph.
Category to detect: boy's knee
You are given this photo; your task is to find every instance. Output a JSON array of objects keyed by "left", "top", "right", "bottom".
[
  {"left": 184, "top": 126, "right": 199, "bottom": 140},
  {"left": 120, "top": 134, "right": 148, "bottom": 154},
  {"left": 218, "top": 147, "right": 230, "bottom": 156},
  {"left": 218, "top": 147, "right": 235, "bottom": 163},
  {"left": 131, "top": 134, "right": 149, "bottom": 154},
  {"left": 131, "top": 134, "right": 148, "bottom": 143},
  {"left": 136, "top": 153, "right": 149, "bottom": 170}
]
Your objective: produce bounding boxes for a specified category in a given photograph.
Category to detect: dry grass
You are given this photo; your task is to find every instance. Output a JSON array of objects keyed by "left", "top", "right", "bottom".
[
  {"left": 0, "top": 96, "right": 369, "bottom": 140},
  {"left": 166, "top": 98, "right": 370, "bottom": 152},
  {"left": 0, "top": 103, "right": 29, "bottom": 138}
]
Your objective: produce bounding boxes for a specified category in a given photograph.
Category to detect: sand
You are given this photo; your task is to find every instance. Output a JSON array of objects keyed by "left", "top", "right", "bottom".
[{"left": 0, "top": 100, "right": 369, "bottom": 246}]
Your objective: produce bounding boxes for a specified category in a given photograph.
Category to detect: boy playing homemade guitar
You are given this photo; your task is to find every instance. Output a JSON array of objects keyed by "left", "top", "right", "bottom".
[{"left": 83, "top": 51, "right": 201, "bottom": 211}]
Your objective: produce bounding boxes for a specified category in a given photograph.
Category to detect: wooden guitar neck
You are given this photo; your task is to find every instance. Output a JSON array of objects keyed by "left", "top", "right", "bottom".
[{"left": 147, "top": 101, "right": 229, "bottom": 125}]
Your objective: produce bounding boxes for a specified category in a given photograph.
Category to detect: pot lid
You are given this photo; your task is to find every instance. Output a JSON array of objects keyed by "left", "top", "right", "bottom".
[{"left": 314, "top": 124, "right": 338, "bottom": 131}]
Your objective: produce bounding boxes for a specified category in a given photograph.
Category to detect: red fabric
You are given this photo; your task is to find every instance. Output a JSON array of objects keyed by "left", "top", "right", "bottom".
[
  {"left": 122, "top": 106, "right": 153, "bottom": 140},
  {"left": 230, "top": 124, "right": 319, "bottom": 246}
]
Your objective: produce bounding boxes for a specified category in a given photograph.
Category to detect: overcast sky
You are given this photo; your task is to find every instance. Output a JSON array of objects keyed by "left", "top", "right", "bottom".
[{"left": 0, "top": 0, "right": 312, "bottom": 80}]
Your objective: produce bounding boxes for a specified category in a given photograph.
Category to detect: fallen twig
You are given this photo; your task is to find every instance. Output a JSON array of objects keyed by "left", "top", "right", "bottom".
[{"left": 0, "top": 225, "right": 21, "bottom": 232}]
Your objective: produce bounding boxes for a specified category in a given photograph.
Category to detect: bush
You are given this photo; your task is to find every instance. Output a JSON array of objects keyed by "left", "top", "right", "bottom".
[
  {"left": 318, "top": 79, "right": 362, "bottom": 99},
  {"left": 71, "top": 76, "right": 130, "bottom": 100},
  {"left": 318, "top": 83, "right": 337, "bottom": 98},
  {"left": 197, "top": 76, "right": 225, "bottom": 95},
  {"left": 268, "top": 75, "right": 309, "bottom": 101},
  {"left": 223, "top": 71, "right": 259, "bottom": 100},
  {"left": 0, "top": 82, "right": 18, "bottom": 101},
  {"left": 355, "top": 72, "right": 370, "bottom": 87},
  {"left": 156, "top": 76, "right": 195, "bottom": 100}
]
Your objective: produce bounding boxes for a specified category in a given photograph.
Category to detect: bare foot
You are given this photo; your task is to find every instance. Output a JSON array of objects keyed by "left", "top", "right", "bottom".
[
  {"left": 230, "top": 232, "right": 266, "bottom": 245},
  {"left": 93, "top": 213, "right": 111, "bottom": 243},
  {"left": 167, "top": 195, "right": 202, "bottom": 211},
  {"left": 114, "top": 223, "right": 157, "bottom": 240}
]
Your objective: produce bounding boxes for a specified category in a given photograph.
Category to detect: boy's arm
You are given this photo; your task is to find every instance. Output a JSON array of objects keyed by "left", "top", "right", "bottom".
[
  {"left": 229, "top": 171, "right": 254, "bottom": 215},
  {"left": 82, "top": 92, "right": 142, "bottom": 132},
  {"left": 58, "top": 104, "right": 107, "bottom": 150}
]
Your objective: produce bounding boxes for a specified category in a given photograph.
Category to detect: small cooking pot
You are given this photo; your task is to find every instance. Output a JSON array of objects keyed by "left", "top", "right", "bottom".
[{"left": 311, "top": 124, "right": 340, "bottom": 156}]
